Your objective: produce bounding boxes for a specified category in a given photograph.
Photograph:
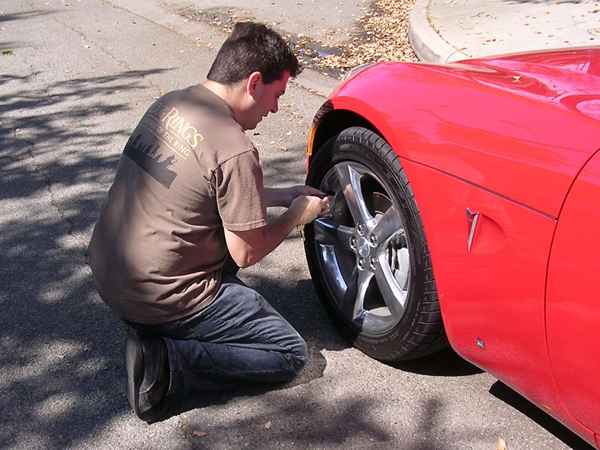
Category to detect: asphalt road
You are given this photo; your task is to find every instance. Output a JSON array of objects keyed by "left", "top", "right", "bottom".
[{"left": 0, "top": 1, "right": 593, "bottom": 449}]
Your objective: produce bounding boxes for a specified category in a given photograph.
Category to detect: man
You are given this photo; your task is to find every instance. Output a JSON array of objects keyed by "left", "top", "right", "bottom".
[{"left": 88, "top": 22, "right": 330, "bottom": 423}]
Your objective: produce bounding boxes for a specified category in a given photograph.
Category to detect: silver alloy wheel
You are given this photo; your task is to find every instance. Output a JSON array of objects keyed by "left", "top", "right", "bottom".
[{"left": 312, "top": 161, "right": 411, "bottom": 336}]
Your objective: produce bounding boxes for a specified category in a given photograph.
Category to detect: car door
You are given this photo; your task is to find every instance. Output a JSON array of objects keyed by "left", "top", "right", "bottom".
[
  {"left": 400, "top": 157, "right": 558, "bottom": 409},
  {"left": 547, "top": 150, "right": 600, "bottom": 435}
]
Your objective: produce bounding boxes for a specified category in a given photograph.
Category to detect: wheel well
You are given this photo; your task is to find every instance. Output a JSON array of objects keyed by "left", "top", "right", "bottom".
[{"left": 312, "top": 109, "right": 385, "bottom": 158}]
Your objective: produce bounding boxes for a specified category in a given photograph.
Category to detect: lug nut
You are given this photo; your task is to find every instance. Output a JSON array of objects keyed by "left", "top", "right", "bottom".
[
  {"left": 350, "top": 237, "right": 357, "bottom": 249},
  {"left": 357, "top": 224, "right": 365, "bottom": 236},
  {"left": 369, "top": 235, "right": 377, "bottom": 245}
]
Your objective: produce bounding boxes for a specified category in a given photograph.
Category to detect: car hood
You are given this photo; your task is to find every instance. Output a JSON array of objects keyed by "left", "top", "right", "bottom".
[{"left": 454, "top": 47, "right": 600, "bottom": 121}]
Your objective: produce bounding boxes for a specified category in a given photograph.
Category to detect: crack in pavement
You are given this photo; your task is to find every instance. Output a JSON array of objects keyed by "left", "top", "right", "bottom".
[
  {"left": 18, "top": 132, "right": 78, "bottom": 244},
  {"left": 52, "top": 12, "right": 164, "bottom": 100}
]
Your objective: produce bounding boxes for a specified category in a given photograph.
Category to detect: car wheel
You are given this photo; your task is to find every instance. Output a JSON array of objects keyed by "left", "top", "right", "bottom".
[{"left": 304, "top": 126, "right": 447, "bottom": 361}]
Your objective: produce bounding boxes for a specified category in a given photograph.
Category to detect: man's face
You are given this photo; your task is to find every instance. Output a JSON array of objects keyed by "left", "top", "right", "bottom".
[{"left": 243, "top": 71, "right": 290, "bottom": 130}]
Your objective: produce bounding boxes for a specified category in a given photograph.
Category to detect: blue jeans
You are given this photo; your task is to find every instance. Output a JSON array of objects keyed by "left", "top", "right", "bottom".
[{"left": 130, "top": 275, "right": 308, "bottom": 399}]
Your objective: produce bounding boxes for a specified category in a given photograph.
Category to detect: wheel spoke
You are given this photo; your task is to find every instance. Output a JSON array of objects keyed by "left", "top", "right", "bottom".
[
  {"left": 313, "top": 218, "right": 355, "bottom": 253},
  {"left": 394, "top": 247, "right": 410, "bottom": 290},
  {"left": 373, "top": 256, "right": 407, "bottom": 319},
  {"left": 342, "top": 268, "right": 373, "bottom": 321},
  {"left": 372, "top": 206, "right": 402, "bottom": 248},
  {"left": 316, "top": 159, "right": 415, "bottom": 336},
  {"left": 335, "top": 163, "right": 373, "bottom": 226}
]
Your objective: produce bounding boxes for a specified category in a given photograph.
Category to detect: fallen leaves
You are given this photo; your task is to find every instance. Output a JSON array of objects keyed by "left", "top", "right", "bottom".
[
  {"left": 179, "top": 418, "right": 277, "bottom": 443},
  {"left": 177, "top": 0, "right": 418, "bottom": 78},
  {"left": 179, "top": 417, "right": 209, "bottom": 439},
  {"left": 496, "top": 437, "right": 508, "bottom": 450},
  {"left": 318, "top": 0, "right": 418, "bottom": 73},
  {"left": 589, "top": 27, "right": 600, "bottom": 36}
]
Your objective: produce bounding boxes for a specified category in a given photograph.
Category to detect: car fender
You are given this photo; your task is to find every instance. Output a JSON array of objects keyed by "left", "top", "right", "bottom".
[{"left": 316, "top": 59, "right": 600, "bottom": 219}]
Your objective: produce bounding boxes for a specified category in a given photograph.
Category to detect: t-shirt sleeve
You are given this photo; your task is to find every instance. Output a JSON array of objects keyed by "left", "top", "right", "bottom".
[{"left": 215, "top": 149, "right": 268, "bottom": 231}]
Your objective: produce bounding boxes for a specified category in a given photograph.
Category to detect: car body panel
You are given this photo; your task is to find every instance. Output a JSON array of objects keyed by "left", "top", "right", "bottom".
[
  {"left": 547, "top": 149, "right": 600, "bottom": 433},
  {"left": 307, "top": 47, "right": 600, "bottom": 447}
]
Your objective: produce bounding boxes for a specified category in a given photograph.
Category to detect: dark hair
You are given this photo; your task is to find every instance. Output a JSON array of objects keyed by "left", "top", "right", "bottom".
[{"left": 207, "top": 22, "right": 301, "bottom": 84}]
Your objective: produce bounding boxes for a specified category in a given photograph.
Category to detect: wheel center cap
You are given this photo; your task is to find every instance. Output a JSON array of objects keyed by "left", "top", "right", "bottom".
[{"left": 357, "top": 237, "right": 371, "bottom": 258}]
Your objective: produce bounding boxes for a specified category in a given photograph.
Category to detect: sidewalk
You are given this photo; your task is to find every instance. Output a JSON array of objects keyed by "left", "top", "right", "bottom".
[{"left": 409, "top": 0, "right": 600, "bottom": 63}]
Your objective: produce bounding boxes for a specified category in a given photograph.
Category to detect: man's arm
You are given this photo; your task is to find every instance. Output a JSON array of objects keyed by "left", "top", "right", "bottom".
[
  {"left": 224, "top": 195, "right": 329, "bottom": 268},
  {"left": 263, "top": 185, "right": 326, "bottom": 208}
]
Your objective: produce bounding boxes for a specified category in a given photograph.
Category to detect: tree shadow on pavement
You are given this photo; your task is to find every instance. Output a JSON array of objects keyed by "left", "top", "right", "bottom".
[
  {"left": 0, "top": 67, "right": 170, "bottom": 449},
  {"left": 176, "top": 390, "right": 394, "bottom": 449},
  {"left": 173, "top": 391, "right": 504, "bottom": 449},
  {"left": 490, "top": 382, "right": 595, "bottom": 450}
]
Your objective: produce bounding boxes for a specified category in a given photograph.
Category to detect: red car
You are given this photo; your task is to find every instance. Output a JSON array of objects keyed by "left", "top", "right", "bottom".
[{"left": 303, "top": 47, "right": 600, "bottom": 448}]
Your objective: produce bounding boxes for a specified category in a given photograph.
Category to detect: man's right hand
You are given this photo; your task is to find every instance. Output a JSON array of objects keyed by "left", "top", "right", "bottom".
[{"left": 290, "top": 195, "right": 331, "bottom": 225}]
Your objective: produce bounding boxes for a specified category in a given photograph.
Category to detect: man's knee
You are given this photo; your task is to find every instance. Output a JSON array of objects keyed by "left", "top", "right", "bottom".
[{"left": 288, "top": 336, "right": 308, "bottom": 375}]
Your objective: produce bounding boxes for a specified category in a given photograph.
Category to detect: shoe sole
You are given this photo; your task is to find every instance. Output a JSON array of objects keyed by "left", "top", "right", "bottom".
[
  {"left": 126, "top": 333, "right": 170, "bottom": 423},
  {"left": 126, "top": 334, "right": 144, "bottom": 418}
]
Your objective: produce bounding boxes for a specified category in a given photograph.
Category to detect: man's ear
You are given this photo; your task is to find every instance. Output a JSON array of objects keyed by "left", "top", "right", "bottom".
[{"left": 246, "top": 71, "right": 263, "bottom": 98}]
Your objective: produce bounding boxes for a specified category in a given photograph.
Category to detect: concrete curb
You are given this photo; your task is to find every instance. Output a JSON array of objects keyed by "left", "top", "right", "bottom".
[
  {"left": 408, "top": 0, "right": 469, "bottom": 63},
  {"left": 292, "top": 69, "right": 338, "bottom": 99}
]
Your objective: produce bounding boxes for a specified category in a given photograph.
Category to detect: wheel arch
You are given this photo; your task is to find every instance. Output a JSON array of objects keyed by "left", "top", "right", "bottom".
[{"left": 310, "top": 104, "right": 391, "bottom": 163}]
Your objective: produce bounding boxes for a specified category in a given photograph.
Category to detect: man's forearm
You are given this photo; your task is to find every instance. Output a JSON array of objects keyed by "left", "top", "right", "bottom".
[
  {"left": 224, "top": 205, "right": 302, "bottom": 268},
  {"left": 263, "top": 187, "right": 292, "bottom": 208},
  {"left": 247, "top": 207, "right": 303, "bottom": 264}
]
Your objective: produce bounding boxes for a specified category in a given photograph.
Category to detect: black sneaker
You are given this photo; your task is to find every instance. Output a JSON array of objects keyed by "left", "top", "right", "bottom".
[{"left": 125, "top": 329, "right": 170, "bottom": 423}]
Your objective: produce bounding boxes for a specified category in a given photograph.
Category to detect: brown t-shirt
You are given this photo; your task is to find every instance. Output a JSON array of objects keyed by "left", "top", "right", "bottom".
[{"left": 88, "top": 85, "right": 267, "bottom": 324}]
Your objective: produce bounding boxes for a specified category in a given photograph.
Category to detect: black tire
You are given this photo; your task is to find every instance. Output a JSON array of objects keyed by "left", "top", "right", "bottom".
[{"left": 304, "top": 126, "right": 447, "bottom": 361}]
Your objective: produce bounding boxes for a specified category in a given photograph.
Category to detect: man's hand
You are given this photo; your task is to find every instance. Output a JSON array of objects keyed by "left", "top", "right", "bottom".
[
  {"left": 289, "top": 185, "right": 327, "bottom": 201},
  {"left": 289, "top": 195, "right": 331, "bottom": 225}
]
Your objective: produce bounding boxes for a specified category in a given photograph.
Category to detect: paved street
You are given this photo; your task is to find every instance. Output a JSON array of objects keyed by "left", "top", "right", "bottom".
[{"left": 0, "top": 1, "right": 593, "bottom": 449}]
